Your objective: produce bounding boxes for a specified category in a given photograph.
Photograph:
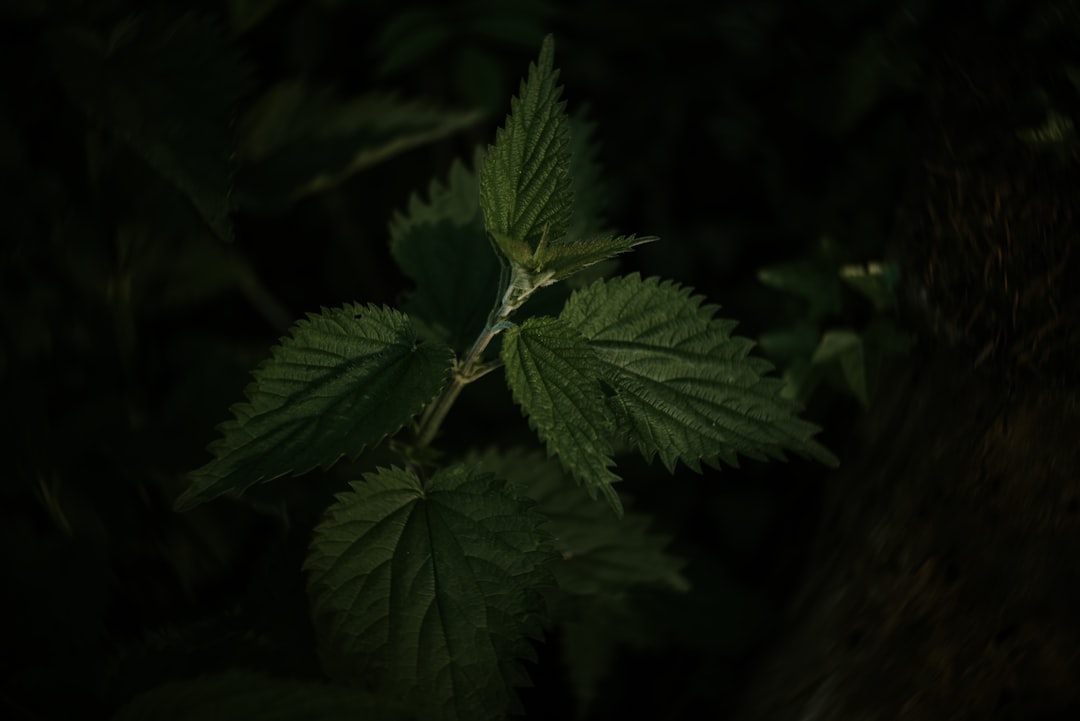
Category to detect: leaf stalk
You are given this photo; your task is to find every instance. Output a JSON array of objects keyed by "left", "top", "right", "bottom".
[{"left": 414, "top": 263, "right": 542, "bottom": 448}]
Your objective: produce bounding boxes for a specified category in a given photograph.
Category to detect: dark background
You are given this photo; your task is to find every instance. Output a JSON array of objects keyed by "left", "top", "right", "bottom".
[{"left": 2, "top": 0, "right": 1078, "bottom": 719}]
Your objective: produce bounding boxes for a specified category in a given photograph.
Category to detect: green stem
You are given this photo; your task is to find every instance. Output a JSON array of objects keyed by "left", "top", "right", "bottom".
[
  {"left": 415, "top": 324, "right": 499, "bottom": 448},
  {"left": 414, "top": 265, "right": 545, "bottom": 448}
]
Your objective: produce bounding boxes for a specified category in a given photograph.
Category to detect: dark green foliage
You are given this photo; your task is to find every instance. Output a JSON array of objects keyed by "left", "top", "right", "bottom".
[
  {"left": 306, "top": 465, "right": 551, "bottom": 721},
  {"left": 757, "top": 247, "right": 912, "bottom": 408},
  {"left": 480, "top": 35, "right": 573, "bottom": 266},
  {"left": 389, "top": 153, "right": 501, "bottom": 352},
  {"left": 469, "top": 447, "right": 688, "bottom": 598},
  {"left": 48, "top": 13, "right": 251, "bottom": 241},
  {"left": 561, "top": 275, "right": 838, "bottom": 472},
  {"left": 237, "top": 82, "right": 482, "bottom": 209},
  {"left": 176, "top": 305, "right": 451, "bottom": 510},
  {"left": 502, "top": 318, "right": 622, "bottom": 512},
  {"left": 371, "top": 0, "right": 553, "bottom": 110},
  {"left": 469, "top": 447, "right": 689, "bottom": 714},
  {"left": 170, "top": 35, "right": 835, "bottom": 720},
  {"left": 10, "top": 0, "right": 1019, "bottom": 716},
  {"left": 478, "top": 35, "right": 655, "bottom": 281}
]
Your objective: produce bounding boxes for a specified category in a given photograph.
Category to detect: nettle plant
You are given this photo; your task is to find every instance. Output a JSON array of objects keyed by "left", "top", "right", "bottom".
[{"left": 174, "top": 36, "right": 837, "bottom": 721}]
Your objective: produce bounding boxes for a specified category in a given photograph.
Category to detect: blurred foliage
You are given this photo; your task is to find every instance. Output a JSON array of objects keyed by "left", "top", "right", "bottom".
[
  {"left": 1, "top": 0, "right": 1077, "bottom": 719},
  {"left": 372, "top": 0, "right": 555, "bottom": 110},
  {"left": 757, "top": 243, "right": 911, "bottom": 409}
]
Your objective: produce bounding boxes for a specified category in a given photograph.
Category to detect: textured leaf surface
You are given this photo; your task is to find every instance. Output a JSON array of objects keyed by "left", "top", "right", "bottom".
[
  {"left": 237, "top": 81, "right": 481, "bottom": 208},
  {"left": 532, "top": 233, "right": 657, "bottom": 283},
  {"left": 469, "top": 448, "right": 687, "bottom": 597},
  {"left": 48, "top": 15, "right": 251, "bottom": 240},
  {"left": 468, "top": 447, "right": 686, "bottom": 715},
  {"left": 176, "top": 305, "right": 451, "bottom": 510},
  {"left": 561, "top": 275, "right": 838, "bottom": 472},
  {"left": 390, "top": 153, "right": 501, "bottom": 352},
  {"left": 501, "top": 317, "right": 622, "bottom": 514},
  {"left": 112, "top": 669, "right": 416, "bottom": 720},
  {"left": 479, "top": 34, "right": 572, "bottom": 263},
  {"left": 305, "top": 465, "right": 551, "bottom": 721}
]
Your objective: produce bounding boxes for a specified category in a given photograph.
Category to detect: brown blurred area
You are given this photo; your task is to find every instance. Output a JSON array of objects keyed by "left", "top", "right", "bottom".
[{"left": 736, "top": 25, "right": 1080, "bottom": 721}]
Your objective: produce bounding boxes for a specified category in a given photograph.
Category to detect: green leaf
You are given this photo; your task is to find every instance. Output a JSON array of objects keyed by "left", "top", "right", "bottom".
[
  {"left": 467, "top": 447, "right": 685, "bottom": 717},
  {"left": 501, "top": 317, "right": 623, "bottom": 514},
  {"left": 112, "top": 669, "right": 417, "bottom": 720},
  {"left": 305, "top": 465, "right": 551, "bottom": 721},
  {"left": 48, "top": 14, "right": 252, "bottom": 241},
  {"left": 391, "top": 149, "right": 487, "bottom": 233},
  {"left": 175, "top": 305, "right": 452, "bottom": 510},
  {"left": 811, "top": 329, "right": 870, "bottom": 408},
  {"left": 757, "top": 321, "right": 821, "bottom": 364},
  {"left": 532, "top": 233, "right": 658, "bottom": 283},
  {"left": 469, "top": 447, "right": 688, "bottom": 597},
  {"left": 757, "top": 261, "right": 843, "bottom": 321},
  {"left": 237, "top": 81, "right": 482, "bottom": 208},
  {"left": 811, "top": 321, "right": 910, "bottom": 408},
  {"left": 560, "top": 275, "right": 838, "bottom": 473},
  {"left": 777, "top": 358, "right": 826, "bottom": 406},
  {"left": 476, "top": 37, "right": 651, "bottom": 285},
  {"left": 390, "top": 152, "right": 502, "bottom": 352},
  {"left": 479, "top": 34, "right": 572, "bottom": 265}
]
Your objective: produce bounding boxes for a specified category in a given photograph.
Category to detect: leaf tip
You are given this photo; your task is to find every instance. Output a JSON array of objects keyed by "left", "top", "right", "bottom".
[
  {"left": 539, "top": 33, "right": 556, "bottom": 68},
  {"left": 600, "top": 482, "right": 625, "bottom": 518},
  {"left": 818, "top": 445, "right": 841, "bottom": 468}
]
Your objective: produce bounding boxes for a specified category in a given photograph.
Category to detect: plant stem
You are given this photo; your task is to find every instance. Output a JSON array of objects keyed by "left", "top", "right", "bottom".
[
  {"left": 414, "top": 266, "right": 543, "bottom": 448},
  {"left": 415, "top": 323, "right": 499, "bottom": 448}
]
